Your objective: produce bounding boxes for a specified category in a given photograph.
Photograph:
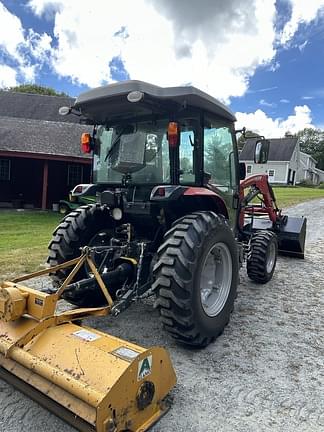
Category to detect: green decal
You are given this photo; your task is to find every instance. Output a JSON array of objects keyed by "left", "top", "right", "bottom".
[{"left": 138, "top": 355, "right": 152, "bottom": 381}]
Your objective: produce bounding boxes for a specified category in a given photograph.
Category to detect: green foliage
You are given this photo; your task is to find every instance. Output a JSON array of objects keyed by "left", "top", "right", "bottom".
[
  {"left": 297, "top": 127, "right": 324, "bottom": 170},
  {"left": 6, "top": 84, "right": 69, "bottom": 97},
  {"left": 204, "top": 131, "right": 229, "bottom": 184},
  {"left": 298, "top": 179, "right": 315, "bottom": 187},
  {"left": 237, "top": 130, "right": 260, "bottom": 150}
]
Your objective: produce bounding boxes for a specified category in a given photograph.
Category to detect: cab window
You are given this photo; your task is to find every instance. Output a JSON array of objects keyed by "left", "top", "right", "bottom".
[{"left": 204, "top": 121, "right": 236, "bottom": 190}]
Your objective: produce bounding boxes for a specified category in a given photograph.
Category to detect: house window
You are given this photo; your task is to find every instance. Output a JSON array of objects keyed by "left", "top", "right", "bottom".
[
  {"left": 68, "top": 164, "right": 83, "bottom": 186},
  {"left": 246, "top": 165, "right": 252, "bottom": 175},
  {"left": 268, "top": 169, "right": 275, "bottom": 181},
  {"left": 0, "top": 159, "right": 10, "bottom": 180}
]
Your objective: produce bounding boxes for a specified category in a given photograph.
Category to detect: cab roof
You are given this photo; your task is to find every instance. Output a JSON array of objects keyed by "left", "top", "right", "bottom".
[{"left": 74, "top": 80, "right": 236, "bottom": 124}]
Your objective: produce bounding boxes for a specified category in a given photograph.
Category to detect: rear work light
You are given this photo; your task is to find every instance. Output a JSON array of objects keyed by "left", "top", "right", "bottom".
[
  {"left": 81, "top": 133, "right": 93, "bottom": 153},
  {"left": 167, "top": 122, "right": 179, "bottom": 147}
]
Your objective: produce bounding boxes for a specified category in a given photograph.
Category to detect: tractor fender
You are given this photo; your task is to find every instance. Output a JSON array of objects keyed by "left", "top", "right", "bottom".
[{"left": 181, "top": 187, "right": 229, "bottom": 219}]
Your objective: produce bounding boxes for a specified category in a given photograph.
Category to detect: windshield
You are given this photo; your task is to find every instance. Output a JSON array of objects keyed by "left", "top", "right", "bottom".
[{"left": 93, "top": 120, "right": 170, "bottom": 184}]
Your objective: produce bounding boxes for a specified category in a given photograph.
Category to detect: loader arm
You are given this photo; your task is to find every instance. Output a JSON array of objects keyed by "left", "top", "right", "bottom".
[
  {"left": 239, "top": 173, "right": 306, "bottom": 258},
  {"left": 239, "top": 173, "right": 281, "bottom": 229}
]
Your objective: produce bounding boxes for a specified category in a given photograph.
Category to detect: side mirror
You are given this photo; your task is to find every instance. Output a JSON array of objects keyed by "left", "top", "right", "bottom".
[
  {"left": 239, "top": 162, "right": 246, "bottom": 180},
  {"left": 254, "top": 138, "right": 270, "bottom": 164}
]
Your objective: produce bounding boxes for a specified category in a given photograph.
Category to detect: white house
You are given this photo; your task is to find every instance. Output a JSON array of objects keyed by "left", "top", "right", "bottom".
[
  {"left": 240, "top": 137, "right": 324, "bottom": 185},
  {"left": 239, "top": 137, "right": 300, "bottom": 185},
  {"left": 299, "top": 152, "right": 324, "bottom": 184}
]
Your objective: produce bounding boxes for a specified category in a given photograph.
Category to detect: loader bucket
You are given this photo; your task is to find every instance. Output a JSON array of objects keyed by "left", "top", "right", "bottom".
[
  {"left": 276, "top": 216, "right": 307, "bottom": 258},
  {"left": 251, "top": 216, "right": 307, "bottom": 258},
  {"left": 0, "top": 319, "right": 176, "bottom": 432}
]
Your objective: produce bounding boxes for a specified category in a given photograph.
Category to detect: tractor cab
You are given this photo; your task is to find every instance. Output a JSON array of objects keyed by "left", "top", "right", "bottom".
[{"left": 62, "top": 80, "right": 241, "bottom": 228}]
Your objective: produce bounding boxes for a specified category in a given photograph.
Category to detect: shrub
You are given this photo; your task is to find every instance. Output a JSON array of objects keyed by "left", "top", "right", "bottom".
[{"left": 298, "top": 179, "right": 314, "bottom": 187}]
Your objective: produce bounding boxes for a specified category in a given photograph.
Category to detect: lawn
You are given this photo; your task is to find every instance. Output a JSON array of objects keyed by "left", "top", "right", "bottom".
[
  {"left": 0, "top": 186, "right": 324, "bottom": 280},
  {"left": 272, "top": 186, "right": 324, "bottom": 207},
  {"left": 0, "top": 210, "right": 61, "bottom": 281}
]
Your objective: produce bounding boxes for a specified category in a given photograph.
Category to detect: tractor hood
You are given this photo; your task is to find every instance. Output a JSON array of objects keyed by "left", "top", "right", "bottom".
[{"left": 73, "top": 80, "right": 236, "bottom": 124}]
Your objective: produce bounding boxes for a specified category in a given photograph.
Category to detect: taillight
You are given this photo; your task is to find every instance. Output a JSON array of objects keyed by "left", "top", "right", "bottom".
[
  {"left": 167, "top": 122, "right": 178, "bottom": 147},
  {"left": 81, "top": 133, "right": 92, "bottom": 153}
]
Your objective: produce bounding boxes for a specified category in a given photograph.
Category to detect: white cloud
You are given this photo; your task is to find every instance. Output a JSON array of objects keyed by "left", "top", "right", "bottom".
[
  {"left": 27, "top": 0, "right": 277, "bottom": 102},
  {"left": 248, "top": 86, "right": 278, "bottom": 94},
  {"left": 268, "top": 61, "right": 280, "bottom": 72},
  {"left": 298, "top": 40, "right": 308, "bottom": 51},
  {"left": 0, "top": 3, "right": 54, "bottom": 85},
  {"left": 27, "top": 0, "right": 64, "bottom": 18},
  {"left": 0, "top": 2, "right": 25, "bottom": 61},
  {"left": 302, "top": 95, "right": 315, "bottom": 100},
  {"left": 260, "top": 99, "right": 277, "bottom": 107},
  {"left": 236, "top": 105, "right": 314, "bottom": 137},
  {"left": 280, "top": 98, "right": 290, "bottom": 103},
  {"left": 280, "top": 0, "right": 324, "bottom": 45},
  {"left": 0, "top": 65, "right": 17, "bottom": 87}
]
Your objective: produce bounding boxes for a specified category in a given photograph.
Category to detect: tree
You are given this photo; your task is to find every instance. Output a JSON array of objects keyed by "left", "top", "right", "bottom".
[
  {"left": 204, "top": 132, "right": 229, "bottom": 184},
  {"left": 6, "top": 84, "right": 69, "bottom": 97},
  {"left": 296, "top": 128, "right": 324, "bottom": 170},
  {"left": 237, "top": 130, "right": 260, "bottom": 150}
]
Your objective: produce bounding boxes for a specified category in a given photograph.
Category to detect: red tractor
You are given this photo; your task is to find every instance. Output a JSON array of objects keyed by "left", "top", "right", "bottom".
[{"left": 48, "top": 81, "right": 306, "bottom": 347}]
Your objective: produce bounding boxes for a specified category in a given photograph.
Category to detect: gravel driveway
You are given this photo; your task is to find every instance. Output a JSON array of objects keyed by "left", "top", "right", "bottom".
[{"left": 1, "top": 199, "right": 323, "bottom": 432}]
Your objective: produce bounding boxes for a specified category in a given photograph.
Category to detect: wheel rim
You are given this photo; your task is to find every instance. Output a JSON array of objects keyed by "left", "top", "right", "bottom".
[
  {"left": 266, "top": 240, "right": 276, "bottom": 273},
  {"left": 200, "top": 242, "right": 233, "bottom": 317}
]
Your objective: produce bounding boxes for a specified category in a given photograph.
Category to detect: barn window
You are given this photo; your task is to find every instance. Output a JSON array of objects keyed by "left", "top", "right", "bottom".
[
  {"left": 246, "top": 165, "right": 252, "bottom": 175},
  {"left": 0, "top": 159, "right": 10, "bottom": 181},
  {"left": 68, "top": 164, "right": 83, "bottom": 186}
]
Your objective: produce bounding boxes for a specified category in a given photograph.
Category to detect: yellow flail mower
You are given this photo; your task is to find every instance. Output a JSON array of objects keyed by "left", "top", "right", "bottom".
[{"left": 0, "top": 247, "right": 176, "bottom": 432}]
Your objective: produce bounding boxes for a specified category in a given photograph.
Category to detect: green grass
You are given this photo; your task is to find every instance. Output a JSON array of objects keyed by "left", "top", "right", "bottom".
[
  {"left": 272, "top": 186, "right": 324, "bottom": 208},
  {"left": 1, "top": 186, "right": 324, "bottom": 280},
  {"left": 0, "top": 210, "right": 61, "bottom": 281}
]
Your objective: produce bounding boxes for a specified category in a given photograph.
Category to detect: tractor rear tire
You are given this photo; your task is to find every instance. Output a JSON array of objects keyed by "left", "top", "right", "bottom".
[
  {"left": 153, "top": 211, "right": 238, "bottom": 348},
  {"left": 47, "top": 204, "right": 114, "bottom": 306},
  {"left": 247, "top": 230, "right": 278, "bottom": 283}
]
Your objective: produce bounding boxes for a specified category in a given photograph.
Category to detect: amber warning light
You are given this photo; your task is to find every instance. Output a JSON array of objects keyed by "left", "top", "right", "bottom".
[
  {"left": 167, "top": 122, "right": 178, "bottom": 147},
  {"left": 81, "top": 133, "right": 92, "bottom": 154}
]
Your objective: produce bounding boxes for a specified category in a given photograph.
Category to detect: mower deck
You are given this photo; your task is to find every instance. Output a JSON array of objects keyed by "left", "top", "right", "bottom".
[{"left": 0, "top": 251, "right": 176, "bottom": 432}]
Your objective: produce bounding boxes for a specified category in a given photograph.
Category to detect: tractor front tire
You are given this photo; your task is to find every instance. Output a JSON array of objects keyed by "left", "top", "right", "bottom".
[
  {"left": 153, "top": 211, "right": 238, "bottom": 348},
  {"left": 247, "top": 230, "right": 278, "bottom": 284},
  {"left": 47, "top": 204, "right": 114, "bottom": 306}
]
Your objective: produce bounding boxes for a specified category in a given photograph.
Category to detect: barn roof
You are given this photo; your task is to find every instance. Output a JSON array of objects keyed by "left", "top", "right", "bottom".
[
  {"left": 0, "top": 91, "right": 77, "bottom": 123},
  {"left": 0, "top": 91, "right": 91, "bottom": 159},
  {"left": 0, "top": 116, "right": 91, "bottom": 159},
  {"left": 239, "top": 137, "right": 298, "bottom": 162}
]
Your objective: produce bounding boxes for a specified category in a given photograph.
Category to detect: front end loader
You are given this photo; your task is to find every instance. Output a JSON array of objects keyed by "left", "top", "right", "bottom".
[{"left": 239, "top": 173, "right": 306, "bottom": 259}]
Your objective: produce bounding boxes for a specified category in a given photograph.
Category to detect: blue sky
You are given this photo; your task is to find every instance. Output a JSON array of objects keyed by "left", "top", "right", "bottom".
[{"left": 1, "top": 0, "right": 324, "bottom": 136}]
